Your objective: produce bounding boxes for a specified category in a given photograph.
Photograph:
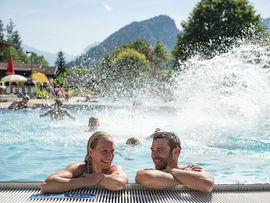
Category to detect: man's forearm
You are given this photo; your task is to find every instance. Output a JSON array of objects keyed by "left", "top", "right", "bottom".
[
  {"left": 170, "top": 169, "right": 214, "bottom": 192},
  {"left": 136, "top": 170, "right": 179, "bottom": 189}
]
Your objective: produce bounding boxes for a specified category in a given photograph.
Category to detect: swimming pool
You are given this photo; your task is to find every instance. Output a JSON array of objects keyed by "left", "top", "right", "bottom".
[
  {"left": 1, "top": 44, "right": 270, "bottom": 184},
  {"left": 0, "top": 100, "right": 269, "bottom": 184}
]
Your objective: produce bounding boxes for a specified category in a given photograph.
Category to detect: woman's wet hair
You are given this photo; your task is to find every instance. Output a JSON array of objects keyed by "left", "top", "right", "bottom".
[
  {"left": 84, "top": 131, "right": 113, "bottom": 169},
  {"left": 152, "top": 131, "right": 181, "bottom": 151}
]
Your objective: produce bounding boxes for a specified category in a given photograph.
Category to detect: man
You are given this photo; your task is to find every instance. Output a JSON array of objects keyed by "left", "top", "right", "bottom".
[
  {"left": 88, "top": 116, "right": 100, "bottom": 131},
  {"left": 40, "top": 99, "right": 75, "bottom": 120},
  {"left": 135, "top": 131, "right": 214, "bottom": 192}
]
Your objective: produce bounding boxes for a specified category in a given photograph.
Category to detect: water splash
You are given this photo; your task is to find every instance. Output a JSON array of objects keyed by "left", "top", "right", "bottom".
[{"left": 166, "top": 43, "right": 268, "bottom": 138}]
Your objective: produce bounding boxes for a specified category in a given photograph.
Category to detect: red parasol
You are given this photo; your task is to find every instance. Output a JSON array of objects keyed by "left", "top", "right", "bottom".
[{"left": 6, "top": 55, "right": 15, "bottom": 75}]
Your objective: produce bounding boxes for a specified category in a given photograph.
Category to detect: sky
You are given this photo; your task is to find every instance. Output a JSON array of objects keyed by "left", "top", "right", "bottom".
[{"left": 1, "top": 0, "right": 270, "bottom": 56}]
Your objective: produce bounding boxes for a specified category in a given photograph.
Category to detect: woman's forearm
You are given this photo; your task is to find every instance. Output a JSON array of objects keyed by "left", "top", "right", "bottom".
[
  {"left": 40, "top": 176, "right": 89, "bottom": 193},
  {"left": 99, "top": 174, "right": 127, "bottom": 190},
  {"left": 40, "top": 172, "right": 105, "bottom": 193}
]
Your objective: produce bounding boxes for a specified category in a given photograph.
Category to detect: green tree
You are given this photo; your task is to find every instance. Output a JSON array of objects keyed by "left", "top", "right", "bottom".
[
  {"left": 5, "top": 19, "right": 15, "bottom": 41},
  {"left": 55, "top": 50, "right": 66, "bottom": 77},
  {"left": 25, "top": 52, "right": 49, "bottom": 66},
  {"left": 173, "top": 0, "right": 267, "bottom": 65},
  {"left": 113, "top": 47, "right": 149, "bottom": 78},
  {"left": 102, "top": 47, "right": 149, "bottom": 96},
  {"left": 125, "top": 39, "right": 151, "bottom": 54},
  {"left": 0, "top": 19, "right": 5, "bottom": 41},
  {"left": 6, "top": 19, "right": 22, "bottom": 50},
  {"left": 0, "top": 19, "right": 48, "bottom": 65},
  {"left": 153, "top": 41, "right": 171, "bottom": 70},
  {"left": 11, "top": 30, "right": 22, "bottom": 50}
]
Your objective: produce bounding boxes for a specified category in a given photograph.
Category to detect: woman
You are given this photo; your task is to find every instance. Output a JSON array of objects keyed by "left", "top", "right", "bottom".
[{"left": 40, "top": 131, "right": 128, "bottom": 193}]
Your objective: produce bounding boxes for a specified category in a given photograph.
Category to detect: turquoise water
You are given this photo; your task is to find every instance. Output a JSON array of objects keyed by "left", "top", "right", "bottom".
[
  {"left": 0, "top": 104, "right": 269, "bottom": 183},
  {"left": 1, "top": 44, "right": 270, "bottom": 183}
]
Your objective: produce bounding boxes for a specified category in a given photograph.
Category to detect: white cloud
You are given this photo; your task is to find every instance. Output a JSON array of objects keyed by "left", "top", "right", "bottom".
[{"left": 103, "top": 3, "right": 113, "bottom": 11}]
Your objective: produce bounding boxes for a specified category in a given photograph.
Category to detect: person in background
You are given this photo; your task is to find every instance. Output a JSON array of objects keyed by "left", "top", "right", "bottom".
[
  {"left": 40, "top": 99, "right": 75, "bottom": 120},
  {"left": 8, "top": 95, "right": 37, "bottom": 110},
  {"left": 135, "top": 131, "right": 214, "bottom": 193},
  {"left": 125, "top": 137, "right": 140, "bottom": 145},
  {"left": 40, "top": 131, "right": 128, "bottom": 193},
  {"left": 88, "top": 116, "right": 100, "bottom": 131},
  {"left": 77, "top": 95, "right": 98, "bottom": 103},
  {"left": 146, "top": 128, "right": 161, "bottom": 139}
]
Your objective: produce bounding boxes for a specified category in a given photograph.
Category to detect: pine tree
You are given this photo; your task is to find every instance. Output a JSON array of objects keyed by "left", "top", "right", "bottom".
[
  {"left": 55, "top": 50, "right": 66, "bottom": 77},
  {"left": 0, "top": 19, "right": 5, "bottom": 41},
  {"left": 11, "top": 30, "right": 22, "bottom": 50},
  {"left": 6, "top": 19, "right": 22, "bottom": 50},
  {"left": 6, "top": 19, "right": 15, "bottom": 43}
]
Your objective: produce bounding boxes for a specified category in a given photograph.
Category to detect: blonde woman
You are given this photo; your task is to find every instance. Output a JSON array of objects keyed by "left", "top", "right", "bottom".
[{"left": 41, "top": 131, "right": 128, "bottom": 193}]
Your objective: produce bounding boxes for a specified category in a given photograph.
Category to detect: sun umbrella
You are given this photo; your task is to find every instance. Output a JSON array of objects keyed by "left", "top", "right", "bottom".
[
  {"left": 1, "top": 74, "right": 28, "bottom": 83},
  {"left": 31, "top": 72, "right": 48, "bottom": 83},
  {"left": 6, "top": 55, "right": 15, "bottom": 75}
]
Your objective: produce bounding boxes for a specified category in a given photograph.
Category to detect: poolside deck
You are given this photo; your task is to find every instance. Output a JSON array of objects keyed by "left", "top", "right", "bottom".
[{"left": 0, "top": 182, "right": 269, "bottom": 203}]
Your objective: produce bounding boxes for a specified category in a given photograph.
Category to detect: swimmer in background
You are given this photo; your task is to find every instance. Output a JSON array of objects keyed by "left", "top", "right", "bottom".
[
  {"left": 77, "top": 95, "right": 98, "bottom": 103},
  {"left": 125, "top": 137, "right": 140, "bottom": 145},
  {"left": 126, "top": 128, "right": 160, "bottom": 145},
  {"left": 146, "top": 128, "right": 161, "bottom": 139},
  {"left": 88, "top": 116, "right": 100, "bottom": 131},
  {"left": 8, "top": 95, "right": 38, "bottom": 110},
  {"left": 40, "top": 99, "right": 75, "bottom": 120}
]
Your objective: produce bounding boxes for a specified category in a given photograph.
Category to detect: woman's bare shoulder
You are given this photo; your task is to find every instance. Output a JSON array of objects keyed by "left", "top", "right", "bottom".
[{"left": 65, "top": 162, "right": 87, "bottom": 172}]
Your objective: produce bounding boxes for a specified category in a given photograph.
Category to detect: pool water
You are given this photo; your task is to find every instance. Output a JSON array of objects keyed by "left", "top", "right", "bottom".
[{"left": 0, "top": 104, "right": 269, "bottom": 184}]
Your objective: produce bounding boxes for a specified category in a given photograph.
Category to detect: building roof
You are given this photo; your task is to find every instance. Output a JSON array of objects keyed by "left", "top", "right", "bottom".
[{"left": 0, "top": 63, "right": 57, "bottom": 76}]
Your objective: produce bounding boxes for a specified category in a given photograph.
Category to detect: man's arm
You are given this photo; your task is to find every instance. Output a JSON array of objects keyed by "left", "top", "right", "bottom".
[
  {"left": 40, "top": 163, "right": 104, "bottom": 193},
  {"left": 98, "top": 165, "right": 128, "bottom": 191},
  {"left": 135, "top": 169, "right": 179, "bottom": 189},
  {"left": 169, "top": 166, "right": 214, "bottom": 193}
]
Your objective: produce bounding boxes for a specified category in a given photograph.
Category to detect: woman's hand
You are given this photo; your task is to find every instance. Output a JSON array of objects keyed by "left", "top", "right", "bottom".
[{"left": 80, "top": 172, "right": 105, "bottom": 186}]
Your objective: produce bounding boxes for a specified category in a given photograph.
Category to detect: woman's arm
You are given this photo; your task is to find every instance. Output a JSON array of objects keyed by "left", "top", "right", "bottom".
[
  {"left": 135, "top": 169, "right": 179, "bottom": 189},
  {"left": 98, "top": 165, "right": 128, "bottom": 191},
  {"left": 40, "top": 163, "right": 104, "bottom": 193}
]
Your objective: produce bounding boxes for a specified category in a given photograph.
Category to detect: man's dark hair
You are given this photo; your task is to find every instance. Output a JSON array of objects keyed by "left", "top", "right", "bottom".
[{"left": 152, "top": 131, "right": 181, "bottom": 151}]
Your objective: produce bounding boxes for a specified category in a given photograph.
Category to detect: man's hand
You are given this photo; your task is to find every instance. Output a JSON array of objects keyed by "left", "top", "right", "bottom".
[{"left": 183, "top": 165, "right": 203, "bottom": 172}]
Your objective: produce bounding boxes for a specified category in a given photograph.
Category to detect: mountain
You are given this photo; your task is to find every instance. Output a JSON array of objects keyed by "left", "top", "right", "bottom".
[
  {"left": 68, "top": 15, "right": 180, "bottom": 67},
  {"left": 22, "top": 44, "right": 76, "bottom": 66},
  {"left": 262, "top": 18, "right": 270, "bottom": 32},
  {"left": 82, "top": 42, "right": 100, "bottom": 54}
]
